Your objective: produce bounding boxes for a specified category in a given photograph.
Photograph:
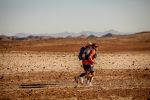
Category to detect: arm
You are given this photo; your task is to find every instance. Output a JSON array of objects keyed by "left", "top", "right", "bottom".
[{"left": 89, "top": 49, "right": 96, "bottom": 64}]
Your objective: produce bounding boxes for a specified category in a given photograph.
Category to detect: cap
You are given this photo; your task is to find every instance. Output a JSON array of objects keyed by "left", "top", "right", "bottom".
[
  {"left": 86, "top": 42, "right": 92, "bottom": 47},
  {"left": 92, "top": 43, "right": 98, "bottom": 48}
]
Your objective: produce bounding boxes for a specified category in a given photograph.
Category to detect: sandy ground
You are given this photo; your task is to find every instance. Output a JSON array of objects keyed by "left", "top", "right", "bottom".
[
  {"left": 0, "top": 51, "right": 150, "bottom": 99},
  {"left": 0, "top": 51, "right": 150, "bottom": 74}
]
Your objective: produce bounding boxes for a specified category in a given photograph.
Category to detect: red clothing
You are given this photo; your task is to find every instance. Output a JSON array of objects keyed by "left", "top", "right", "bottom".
[{"left": 82, "top": 49, "right": 96, "bottom": 65}]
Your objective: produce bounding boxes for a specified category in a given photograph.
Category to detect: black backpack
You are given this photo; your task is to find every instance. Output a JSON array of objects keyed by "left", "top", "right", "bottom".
[
  {"left": 78, "top": 47, "right": 86, "bottom": 60},
  {"left": 78, "top": 46, "right": 92, "bottom": 60}
]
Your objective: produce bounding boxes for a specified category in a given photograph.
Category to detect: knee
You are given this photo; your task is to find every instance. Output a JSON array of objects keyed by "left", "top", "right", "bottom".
[{"left": 91, "top": 72, "right": 95, "bottom": 77}]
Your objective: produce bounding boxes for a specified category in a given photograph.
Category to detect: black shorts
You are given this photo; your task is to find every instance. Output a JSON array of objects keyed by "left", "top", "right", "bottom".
[{"left": 83, "top": 64, "right": 94, "bottom": 73}]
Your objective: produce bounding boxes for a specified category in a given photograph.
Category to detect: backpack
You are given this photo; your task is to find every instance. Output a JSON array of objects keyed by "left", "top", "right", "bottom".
[
  {"left": 78, "top": 46, "right": 92, "bottom": 60},
  {"left": 78, "top": 47, "right": 86, "bottom": 60}
]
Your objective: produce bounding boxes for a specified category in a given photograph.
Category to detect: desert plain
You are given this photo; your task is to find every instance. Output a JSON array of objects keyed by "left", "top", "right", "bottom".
[{"left": 0, "top": 32, "right": 150, "bottom": 100}]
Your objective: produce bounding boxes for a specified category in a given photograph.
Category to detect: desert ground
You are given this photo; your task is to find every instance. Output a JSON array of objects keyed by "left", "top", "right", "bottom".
[{"left": 0, "top": 32, "right": 150, "bottom": 100}]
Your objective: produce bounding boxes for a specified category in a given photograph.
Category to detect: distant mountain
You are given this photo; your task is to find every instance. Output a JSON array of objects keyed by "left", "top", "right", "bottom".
[
  {"left": 135, "top": 31, "right": 150, "bottom": 35},
  {"left": 77, "top": 34, "right": 88, "bottom": 38},
  {"left": 104, "top": 29, "right": 120, "bottom": 34},
  {"left": 87, "top": 34, "right": 98, "bottom": 38},
  {"left": 54, "top": 30, "right": 123, "bottom": 37},
  {"left": 14, "top": 30, "right": 126, "bottom": 38},
  {"left": 0, "top": 35, "right": 16, "bottom": 41},
  {"left": 134, "top": 31, "right": 150, "bottom": 42},
  {"left": 102, "top": 33, "right": 113, "bottom": 37},
  {"left": 78, "top": 31, "right": 106, "bottom": 37},
  {"left": 0, "top": 35, "right": 8, "bottom": 40},
  {"left": 52, "top": 31, "right": 106, "bottom": 37},
  {"left": 50, "top": 32, "right": 77, "bottom": 38},
  {"left": 15, "top": 33, "right": 30, "bottom": 38},
  {"left": 2, "top": 31, "right": 150, "bottom": 41}
]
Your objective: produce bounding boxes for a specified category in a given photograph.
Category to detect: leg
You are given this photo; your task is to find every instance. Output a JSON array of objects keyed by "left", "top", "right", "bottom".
[
  {"left": 79, "top": 73, "right": 86, "bottom": 77},
  {"left": 74, "top": 74, "right": 84, "bottom": 86},
  {"left": 74, "top": 64, "right": 88, "bottom": 85},
  {"left": 91, "top": 71, "right": 95, "bottom": 77},
  {"left": 86, "top": 65, "right": 95, "bottom": 86},
  {"left": 75, "top": 73, "right": 85, "bottom": 84}
]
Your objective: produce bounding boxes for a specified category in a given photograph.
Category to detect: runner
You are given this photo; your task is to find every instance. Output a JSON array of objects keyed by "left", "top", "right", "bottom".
[{"left": 75, "top": 43, "right": 98, "bottom": 87}]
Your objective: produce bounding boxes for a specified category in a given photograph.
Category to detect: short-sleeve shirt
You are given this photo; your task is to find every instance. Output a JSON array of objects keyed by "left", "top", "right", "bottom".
[{"left": 82, "top": 49, "right": 96, "bottom": 65}]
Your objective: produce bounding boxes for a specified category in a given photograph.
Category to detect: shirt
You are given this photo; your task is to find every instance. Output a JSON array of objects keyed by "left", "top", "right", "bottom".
[{"left": 82, "top": 49, "right": 96, "bottom": 65}]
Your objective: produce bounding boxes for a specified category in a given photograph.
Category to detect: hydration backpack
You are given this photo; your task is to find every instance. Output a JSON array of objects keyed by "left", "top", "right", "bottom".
[
  {"left": 78, "top": 47, "right": 86, "bottom": 60},
  {"left": 78, "top": 46, "right": 92, "bottom": 60}
]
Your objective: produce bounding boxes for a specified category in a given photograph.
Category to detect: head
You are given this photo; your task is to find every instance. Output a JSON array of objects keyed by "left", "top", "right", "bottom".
[
  {"left": 91, "top": 43, "right": 98, "bottom": 49},
  {"left": 85, "top": 42, "right": 92, "bottom": 48}
]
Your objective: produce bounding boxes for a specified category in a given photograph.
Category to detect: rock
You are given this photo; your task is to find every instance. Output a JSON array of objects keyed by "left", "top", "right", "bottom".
[{"left": 145, "top": 68, "right": 149, "bottom": 71}]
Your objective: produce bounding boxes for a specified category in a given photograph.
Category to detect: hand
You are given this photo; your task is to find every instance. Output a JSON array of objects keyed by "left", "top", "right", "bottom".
[{"left": 92, "top": 60, "right": 97, "bottom": 64}]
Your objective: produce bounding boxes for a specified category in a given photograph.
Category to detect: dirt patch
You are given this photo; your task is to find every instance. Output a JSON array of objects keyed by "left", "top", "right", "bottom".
[
  {"left": 1, "top": 68, "right": 150, "bottom": 99},
  {"left": 0, "top": 35, "right": 150, "bottom": 52},
  {"left": 0, "top": 51, "right": 150, "bottom": 99}
]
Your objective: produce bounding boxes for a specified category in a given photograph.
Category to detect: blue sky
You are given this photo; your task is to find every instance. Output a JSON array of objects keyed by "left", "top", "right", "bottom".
[{"left": 0, "top": 0, "right": 150, "bottom": 35}]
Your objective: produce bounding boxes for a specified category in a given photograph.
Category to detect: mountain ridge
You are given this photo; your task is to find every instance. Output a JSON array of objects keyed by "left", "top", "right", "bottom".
[{"left": 14, "top": 30, "right": 127, "bottom": 38}]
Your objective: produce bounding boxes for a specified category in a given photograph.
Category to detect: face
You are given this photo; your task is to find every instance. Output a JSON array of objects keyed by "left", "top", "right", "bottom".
[{"left": 94, "top": 46, "right": 98, "bottom": 50}]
